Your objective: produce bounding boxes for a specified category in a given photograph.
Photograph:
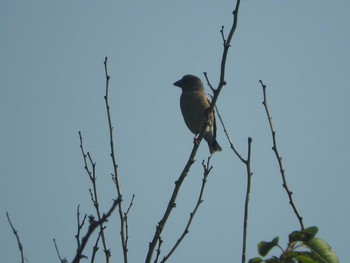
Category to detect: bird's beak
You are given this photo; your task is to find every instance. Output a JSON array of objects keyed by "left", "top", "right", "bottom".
[{"left": 173, "top": 79, "right": 183, "bottom": 88}]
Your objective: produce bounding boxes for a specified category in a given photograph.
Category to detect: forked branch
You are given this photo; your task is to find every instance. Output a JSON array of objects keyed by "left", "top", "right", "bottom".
[
  {"left": 145, "top": 1, "right": 241, "bottom": 262},
  {"left": 214, "top": 105, "right": 253, "bottom": 263},
  {"left": 159, "top": 157, "right": 213, "bottom": 263}
]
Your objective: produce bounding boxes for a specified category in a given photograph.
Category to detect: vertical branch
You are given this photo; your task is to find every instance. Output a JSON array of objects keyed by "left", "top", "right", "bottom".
[
  {"left": 241, "top": 138, "right": 252, "bottom": 263},
  {"left": 154, "top": 237, "right": 163, "bottom": 263},
  {"left": 103, "top": 57, "right": 121, "bottom": 197},
  {"left": 123, "top": 194, "right": 135, "bottom": 253},
  {"left": 91, "top": 231, "right": 102, "bottom": 263},
  {"left": 215, "top": 105, "right": 253, "bottom": 263},
  {"left": 103, "top": 57, "right": 129, "bottom": 262},
  {"left": 208, "top": 0, "right": 241, "bottom": 111},
  {"left": 75, "top": 205, "right": 87, "bottom": 256},
  {"left": 79, "top": 132, "right": 111, "bottom": 261},
  {"left": 6, "top": 212, "right": 25, "bottom": 263},
  {"left": 259, "top": 80, "right": 304, "bottom": 230}
]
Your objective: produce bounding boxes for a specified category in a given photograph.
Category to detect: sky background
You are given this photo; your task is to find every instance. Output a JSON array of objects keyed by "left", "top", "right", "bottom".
[{"left": 1, "top": 1, "right": 349, "bottom": 262}]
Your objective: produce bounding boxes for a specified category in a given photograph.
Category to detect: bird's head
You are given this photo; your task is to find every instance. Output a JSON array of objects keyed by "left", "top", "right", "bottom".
[{"left": 173, "top": 74, "right": 204, "bottom": 92}]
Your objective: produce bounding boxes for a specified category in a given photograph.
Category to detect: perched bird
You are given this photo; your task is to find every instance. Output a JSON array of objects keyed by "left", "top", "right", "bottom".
[{"left": 174, "top": 74, "right": 222, "bottom": 154}]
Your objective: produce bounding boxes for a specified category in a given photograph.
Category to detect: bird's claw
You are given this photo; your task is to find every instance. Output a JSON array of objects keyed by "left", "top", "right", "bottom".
[{"left": 193, "top": 135, "right": 200, "bottom": 146}]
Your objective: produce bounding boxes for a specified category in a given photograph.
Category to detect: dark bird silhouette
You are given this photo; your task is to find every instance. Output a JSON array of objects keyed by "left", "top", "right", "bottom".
[{"left": 174, "top": 74, "right": 222, "bottom": 154}]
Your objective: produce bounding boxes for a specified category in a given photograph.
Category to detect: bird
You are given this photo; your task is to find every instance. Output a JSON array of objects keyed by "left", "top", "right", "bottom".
[{"left": 173, "top": 74, "right": 222, "bottom": 154}]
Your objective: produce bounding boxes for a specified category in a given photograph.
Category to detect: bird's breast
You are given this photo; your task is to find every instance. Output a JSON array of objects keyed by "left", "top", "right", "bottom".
[{"left": 180, "top": 91, "right": 211, "bottom": 134}]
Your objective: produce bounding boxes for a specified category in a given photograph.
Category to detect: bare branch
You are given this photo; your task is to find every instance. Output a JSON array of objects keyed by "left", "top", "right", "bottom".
[
  {"left": 125, "top": 194, "right": 135, "bottom": 216},
  {"left": 160, "top": 157, "right": 213, "bottom": 263},
  {"left": 203, "top": 72, "right": 215, "bottom": 92},
  {"left": 124, "top": 194, "right": 136, "bottom": 252},
  {"left": 259, "top": 80, "right": 304, "bottom": 230},
  {"left": 75, "top": 205, "right": 87, "bottom": 255},
  {"left": 79, "top": 131, "right": 111, "bottom": 261},
  {"left": 103, "top": 57, "right": 129, "bottom": 262},
  {"left": 241, "top": 137, "right": 253, "bottom": 263},
  {"left": 214, "top": 104, "right": 246, "bottom": 163},
  {"left": 79, "top": 131, "right": 93, "bottom": 181},
  {"left": 154, "top": 236, "right": 163, "bottom": 263},
  {"left": 72, "top": 199, "right": 120, "bottom": 263},
  {"left": 6, "top": 212, "right": 26, "bottom": 263},
  {"left": 220, "top": 25, "right": 226, "bottom": 43},
  {"left": 214, "top": 102, "right": 254, "bottom": 263},
  {"left": 145, "top": 1, "right": 241, "bottom": 262},
  {"left": 91, "top": 230, "right": 102, "bottom": 263},
  {"left": 53, "top": 238, "right": 68, "bottom": 263},
  {"left": 145, "top": 149, "right": 196, "bottom": 263}
]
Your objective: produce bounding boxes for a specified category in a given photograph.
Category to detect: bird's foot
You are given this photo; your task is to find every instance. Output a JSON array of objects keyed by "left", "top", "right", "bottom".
[{"left": 193, "top": 135, "right": 200, "bottom": 146}]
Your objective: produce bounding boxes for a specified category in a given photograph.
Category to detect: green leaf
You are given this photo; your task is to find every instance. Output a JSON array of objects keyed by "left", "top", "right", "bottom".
[
  {"left": 303, "top": 226, "right": 319, "bottom": 238},
  {"left": 281, "top": 250, "right": 299, "bottom": 261},
  {"left": 305, "top": 237, "right": 339, "bottom": 263},
  {"left": 289, "top": 226, "right": 318, "bottom": 243},
  {"left": 248, "top": 257, "right": 263, "bottom": 263},
  {"left": 295, "top": 254, "right": 319, "bottom": 263},
  {"left": 258, "top": 237, "right": 279, "bottom": 257}
]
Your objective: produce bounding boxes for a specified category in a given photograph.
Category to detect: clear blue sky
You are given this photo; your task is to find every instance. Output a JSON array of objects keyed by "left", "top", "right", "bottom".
[{"left": 1, "top": 1, "right": 349, "bottom": 262}]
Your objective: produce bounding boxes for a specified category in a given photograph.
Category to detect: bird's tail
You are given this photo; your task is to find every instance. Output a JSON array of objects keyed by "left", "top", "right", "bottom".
[{"left": 209, "top": 139, "right": 222, "bottom": 154}]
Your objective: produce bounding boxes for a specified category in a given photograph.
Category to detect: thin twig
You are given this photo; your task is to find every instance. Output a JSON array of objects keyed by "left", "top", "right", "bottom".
[
  {"left": 211, "top": 0, "right": 241, "bottom": 110},
  {"left": 91, "top": 230, "right": 102, "bottom": 263},
  {"left": 220, "top": 25, "right": 226, "bottom": 43},
  {"left": 154, "top": 236, "right": 163, "bottom": 263},
  {"left": 259, "top": 80, "right": 304, "bottom": 230},
  {"left": 79, "top": 131, "right": 111, "bottom": 261},
  {"left": 103, "top": 57, "right": 129, "bottom": 262},
  {"left": 241, "top": 138, "right": 253, "bottom": 263},
  {"left": 145, "top": 143, "right": 198, "bottom": 263},
  {"left": 160, "top": 157, "right": 213, "bottom": 263},
  {"left": 72, "top": 199, "right": 120, "bottom": 263},
  {"left": 214, "top": 105, "right": 246, "bottom": 162},
  {"left": 203, "top": 72, "right": 215, "bottom": 92},
  {"left": 53, "top": 238, "right": 68, "bottom": 263},
  {"left": 215, "top": 103, "right": 254, "bottom": 263},
  {"left": 124, "top": 194, "right": 136, "bottom": 251},
  {"left": 6, "top": 212, "right": 25, "bottom": 263},
  {"left": 145, "top": 105, "right": 215, "bottom": 262},
  {"left": 75, "top": 205, "right": 87, "bottom": 252},
  {"left": 78, "top": 132, "right": 93, "bottom": 180}
]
